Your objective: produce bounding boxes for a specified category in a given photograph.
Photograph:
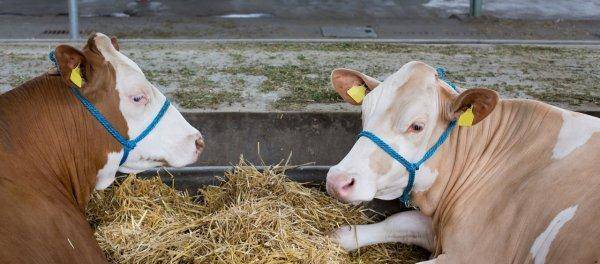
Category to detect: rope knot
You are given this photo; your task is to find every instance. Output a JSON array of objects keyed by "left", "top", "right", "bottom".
[
  {"left": 48, "top": 51, "right": 61, "bottom": 74},
  {"left": 123, "top": 141, "right": 137, "bottom": 151},
  {"left": 48, "top": 51, "right": 58, "bottom": 67},
  {"left": 436, "top": 67, "right": 447, "bottom": 79},
  {"left": 435, "top": 66, "right": 458, "bottom": 92}
]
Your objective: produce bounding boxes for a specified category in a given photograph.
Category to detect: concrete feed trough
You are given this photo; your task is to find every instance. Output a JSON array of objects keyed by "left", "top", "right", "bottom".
[
  {"left": 138, "top": 110, "right": 600, "bottom": 213},
  {"left": 142, "top": 109, "right": 600, "bottom": 179}
]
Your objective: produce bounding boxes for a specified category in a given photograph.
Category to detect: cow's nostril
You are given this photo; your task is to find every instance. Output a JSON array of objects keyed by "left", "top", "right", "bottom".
[{"left": 342, "top": 178, "right": 355, "bottom": 190}]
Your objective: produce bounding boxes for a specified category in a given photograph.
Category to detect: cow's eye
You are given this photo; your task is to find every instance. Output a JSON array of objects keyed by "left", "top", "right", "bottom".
[
  {"left": 409, "top": 123, "right": 424, "bottom": 133},
  {"left": 130, "top": 94, "right": 148, "bottom": 105}
]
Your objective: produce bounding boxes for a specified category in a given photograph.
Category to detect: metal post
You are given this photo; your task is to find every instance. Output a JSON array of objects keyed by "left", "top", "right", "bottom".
[
  {"left": 68, "top": 0, "right": 79, "bottom": 40},
  {"left": 470, "top": 0, "right": 482, "bottom": 17}
]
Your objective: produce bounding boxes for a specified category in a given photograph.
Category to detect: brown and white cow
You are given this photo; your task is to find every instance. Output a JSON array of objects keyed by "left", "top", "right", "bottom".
[
  {"left": 327, "top": 61, "right": 600, "bottom": 263},
  {"left": 0, "top": 33, "right": 203, "bottom": 263}
]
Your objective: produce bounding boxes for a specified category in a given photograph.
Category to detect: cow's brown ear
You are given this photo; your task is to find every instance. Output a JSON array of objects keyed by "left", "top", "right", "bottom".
[
  {"left": 110, "top": 36, "right": 120, "bottom": 51},
  {"left": 331, "top": 68, "right": 380, "bottom": 105},
  {"left": 448, "top": 88, "right": 499, "bottom": 125},
  {"left": 54, "top": 45, "right": 86, "bottom": 88}
]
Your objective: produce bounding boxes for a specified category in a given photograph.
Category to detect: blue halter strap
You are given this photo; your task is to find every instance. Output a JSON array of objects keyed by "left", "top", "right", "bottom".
[
  {"left": 358, "top": 66, "right": 459, "bottom": 207},
  {"left": 436, "top": 66, "right": 457, "bottom": 91},
  {"left": 49, "top": 51, "right": 171, "bottom": 165}
]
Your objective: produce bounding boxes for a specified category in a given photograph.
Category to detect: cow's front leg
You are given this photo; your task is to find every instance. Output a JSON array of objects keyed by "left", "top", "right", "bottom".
[
  {"left": 330, "top": 210, "right": 434, "bottom": 251},
  {"left": 416, "top": 254, "right": 448, "bottom": 264}
]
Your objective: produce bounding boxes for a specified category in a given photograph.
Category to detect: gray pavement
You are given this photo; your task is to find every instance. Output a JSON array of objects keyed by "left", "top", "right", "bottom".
[{"left": 0, "top": 0, "right": 599, "bottom": 40}]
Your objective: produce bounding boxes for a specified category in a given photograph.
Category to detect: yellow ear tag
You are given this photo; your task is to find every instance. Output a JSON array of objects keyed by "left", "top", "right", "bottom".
[
  {"left": 70, "top": 65, "right": 83, "bottom": 88},
  {"left": 347, "top": 85, "right": 367, "bottom": 104},
  {"left": 458, "top": 106, "right": 475, "bottom": 127}
]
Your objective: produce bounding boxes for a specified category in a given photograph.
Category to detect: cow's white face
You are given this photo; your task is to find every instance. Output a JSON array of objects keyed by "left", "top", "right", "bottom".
[
  {"left": 327, "top": 61, "right": 499, "bottom": 204},
  {"left": 93, "top": 33, "right": 203, "bottom": 174},
  {"left": 327, "top": 61, "right": 458, "bottom": 204}
]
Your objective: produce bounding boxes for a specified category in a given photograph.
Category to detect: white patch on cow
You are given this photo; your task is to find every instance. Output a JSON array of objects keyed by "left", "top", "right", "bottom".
[
  {"left": 530, "top": 205, "right": 578, "bottom": 264},
  {"left": 95, "top": 151, "right": 123, "bottom": 190},
  {"left": 92, "top": 33, "right": 201, "bottom": 173},
  {"left": 552, "top": 111, "right": 600, "bottom": 159},
  {"left": 413, "top": 166, "right": 438, "bottom": 192}
]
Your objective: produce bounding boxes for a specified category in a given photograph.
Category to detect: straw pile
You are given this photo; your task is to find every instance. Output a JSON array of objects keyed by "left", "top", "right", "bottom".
[{"left": 87, "top": 163, "right": 427, "bottom": 263}]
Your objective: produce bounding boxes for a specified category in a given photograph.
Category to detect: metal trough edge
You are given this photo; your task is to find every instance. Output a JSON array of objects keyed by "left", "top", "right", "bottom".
[{"left": 134, "top": 165, "right": 331, "bottom": 191}]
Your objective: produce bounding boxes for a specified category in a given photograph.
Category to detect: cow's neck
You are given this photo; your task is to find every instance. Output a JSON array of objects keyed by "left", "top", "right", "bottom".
[
  {"left": 0, "top": 75, "right": 124, "bottom": 211},
  {"left": 413, "top": 99, "right": 558, "bottom": 219}
]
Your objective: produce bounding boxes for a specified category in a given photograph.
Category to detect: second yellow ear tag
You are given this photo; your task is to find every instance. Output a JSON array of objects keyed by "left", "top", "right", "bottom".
[
  {"left": 347, "top": 85, "right": 367, "bottom": 104},
  {"left": 458, "top": 106, "right": 475, "bottom": 127},
  {"left": 70, "top": 65, "right": 83, "bottom": 88}
]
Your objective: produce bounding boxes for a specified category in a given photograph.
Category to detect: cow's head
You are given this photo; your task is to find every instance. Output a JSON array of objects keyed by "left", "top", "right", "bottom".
[
  {"left": 326, "top": 61, "right": 498, "bottom": 204},
  {"left": 52, "top": 33, "right": 204, "bottom": 183}
]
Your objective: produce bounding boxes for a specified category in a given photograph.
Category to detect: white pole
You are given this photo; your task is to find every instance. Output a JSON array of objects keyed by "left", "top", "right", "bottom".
[{"left": 68, "top": 0, "right": 79, "bottom": 40}]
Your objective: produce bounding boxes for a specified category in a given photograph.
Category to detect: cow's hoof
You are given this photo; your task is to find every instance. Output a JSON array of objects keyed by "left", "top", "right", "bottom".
[{"left": 329, "top": 225, "right": 360, "bottom": 251}]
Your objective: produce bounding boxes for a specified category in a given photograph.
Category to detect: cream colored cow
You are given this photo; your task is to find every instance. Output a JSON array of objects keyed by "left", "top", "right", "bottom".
[{"left": 326, "top": 61, "right": 600, "bottom": 263}]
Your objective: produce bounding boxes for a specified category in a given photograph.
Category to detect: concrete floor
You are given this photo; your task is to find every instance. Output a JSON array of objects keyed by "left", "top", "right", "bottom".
[{"left": 0, "top": 0, "right": 599, "bottom": 39}]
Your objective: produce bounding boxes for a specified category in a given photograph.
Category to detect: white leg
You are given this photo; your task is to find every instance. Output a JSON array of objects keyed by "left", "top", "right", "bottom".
[
  {"left": 416, "top": 254, "right": 448, "bottom": 264},
  {"left": 330, "top": 210, "right": 435, "bottom": 251},
  {"left": 417, "top": 254, "right": 448, "bottom": 264}
]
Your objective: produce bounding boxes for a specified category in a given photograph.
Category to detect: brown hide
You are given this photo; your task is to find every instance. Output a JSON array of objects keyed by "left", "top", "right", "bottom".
[
  {"left": 0, "top": 36, "right": 126, "bottom": 263},
  {"left": 412, "top": 99, "right": 600, "bottom": 263}
]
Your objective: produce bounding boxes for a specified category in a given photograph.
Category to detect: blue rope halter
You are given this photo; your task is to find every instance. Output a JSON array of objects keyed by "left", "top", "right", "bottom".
[
  {"left": 49, "top": 51, "right": 171, "bottom": 165},
  {"left": 358, "top": 66, "right": 459, "bottom": 207}
]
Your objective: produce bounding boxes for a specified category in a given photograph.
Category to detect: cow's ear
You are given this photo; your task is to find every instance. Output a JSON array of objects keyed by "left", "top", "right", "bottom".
[
  {"left": 331, "top": 68, "right": 380, "bottom": 105},
  {"left": 110, "top": 36, "right": 120, "bottom": 51},
  {"left": 54, "top": 45, "right": 86, "bottom": 88},
  {"left": 448, "top": 88, "right": 499, "bottom": 125}
]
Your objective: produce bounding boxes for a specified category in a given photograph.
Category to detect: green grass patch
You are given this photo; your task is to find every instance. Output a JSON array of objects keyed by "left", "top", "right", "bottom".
[
  {"left": 170, "top": 71, "right": 234, "bottom": 108},
  {"left": 7, "top": 74, "right": 31, "bottom": 88},
  {"left": 34, "top": 42, "right": 595, "bottom": 110},
  {"left": 171, "top": 90, "right": 240, "bottom": 108},
  {"left": 230, "top": 53, "right": 246, "bottom": 64},
  {"left": 221, "top": 64, "right": 340, "bottom": 108}
]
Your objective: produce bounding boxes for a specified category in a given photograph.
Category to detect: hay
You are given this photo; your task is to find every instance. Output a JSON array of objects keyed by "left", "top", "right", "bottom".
[{"left": 87, "top": 162, "right": 428, "bottom": 263}]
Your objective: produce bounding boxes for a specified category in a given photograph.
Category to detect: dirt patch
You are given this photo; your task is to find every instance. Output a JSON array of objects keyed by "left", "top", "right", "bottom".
[{"left": 1, "top": 42, "right": 598, "bottom": 112}]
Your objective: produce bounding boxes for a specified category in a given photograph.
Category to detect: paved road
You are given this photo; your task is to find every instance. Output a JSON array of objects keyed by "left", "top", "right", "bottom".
[
  {"left": 0, "top": 0, "right": 599, "bottom": 39},
  {"left": 3, "top": 0, "right": 600, "bottom": 20}
]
